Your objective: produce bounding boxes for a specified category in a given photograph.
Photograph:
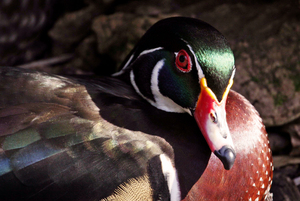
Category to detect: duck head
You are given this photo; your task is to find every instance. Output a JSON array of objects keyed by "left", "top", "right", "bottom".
[{"left": 115, "top": 17, "right": 236, "bottom": 170}]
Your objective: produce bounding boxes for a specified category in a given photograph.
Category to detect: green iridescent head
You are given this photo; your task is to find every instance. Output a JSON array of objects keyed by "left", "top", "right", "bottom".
[{"left": 117, "top": 17, "right": 235, "bottom": 112}]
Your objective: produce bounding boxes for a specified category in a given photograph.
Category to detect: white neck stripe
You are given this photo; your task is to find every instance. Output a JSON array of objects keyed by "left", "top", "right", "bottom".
[{"left": 159, "top": 154, "right": 181, "bottom": 201}]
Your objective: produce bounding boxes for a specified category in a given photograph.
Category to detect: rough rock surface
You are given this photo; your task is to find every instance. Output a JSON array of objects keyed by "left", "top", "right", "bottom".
[
  {"left": 48, "top": 0, "right": 300, "bottom": 127},
  {"left": 91, "top": 13, "right": 177, "bottom": 69}
]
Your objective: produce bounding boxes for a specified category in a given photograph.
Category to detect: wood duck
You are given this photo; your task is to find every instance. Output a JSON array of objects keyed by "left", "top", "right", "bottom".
[{"left": 0, "top": 17, "right": 273, "bottom": 200}]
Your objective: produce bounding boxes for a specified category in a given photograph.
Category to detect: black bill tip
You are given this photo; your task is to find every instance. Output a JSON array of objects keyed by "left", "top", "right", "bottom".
[{"left": 214, "top": 145, "right": 236, "bottom": 170}]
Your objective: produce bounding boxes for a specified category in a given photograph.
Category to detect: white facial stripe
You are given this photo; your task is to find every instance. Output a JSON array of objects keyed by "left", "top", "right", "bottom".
[
  {"left": 230, "top": 66, "right": 236, "bottom": 80},
  {"left": 186, "top": 44, "right": 204, "bottom": 80},
  {"left": 123, "top": 54, "right": 135, "bottom": 69},
  {"left": 159, "top": 154, "right": 181, "bottom": 201},
  {"left": 151, "top": 59, "right": 189, "bottom": 113},
  {"left": 112, "top": 54, "right": 135, "bottom": 76},
  {"left": 130, "top": 70, "right": 156, "bottom": 106},
  {"left": 113, "top": 47, "right": 163, "bottom": 76},
  {"left": 139, "top": 47, "right": 163, "bottom": 57}
]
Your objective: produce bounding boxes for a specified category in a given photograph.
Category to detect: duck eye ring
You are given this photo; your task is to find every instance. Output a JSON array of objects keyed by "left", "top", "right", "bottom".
[{"left": 175, "top": 49, "right": 191, "bottom": 73}]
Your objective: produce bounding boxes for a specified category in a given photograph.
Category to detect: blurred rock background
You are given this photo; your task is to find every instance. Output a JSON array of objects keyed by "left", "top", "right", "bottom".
[{"left": 0, "top": 0, "right": 299, "bottom": 200}]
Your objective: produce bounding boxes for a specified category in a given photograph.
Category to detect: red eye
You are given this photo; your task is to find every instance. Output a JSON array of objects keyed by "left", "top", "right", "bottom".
[{"left": 175, "top": 49, "right": 191, "bottom": 73}]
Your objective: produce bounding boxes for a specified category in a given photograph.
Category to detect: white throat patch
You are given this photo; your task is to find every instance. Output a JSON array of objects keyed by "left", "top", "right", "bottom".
[
  {"left": 150, "top": 59, "right": 189, "bottom": 113},
  {"left": 130, "top": 58, "right": 190, "bottom": 114}
]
